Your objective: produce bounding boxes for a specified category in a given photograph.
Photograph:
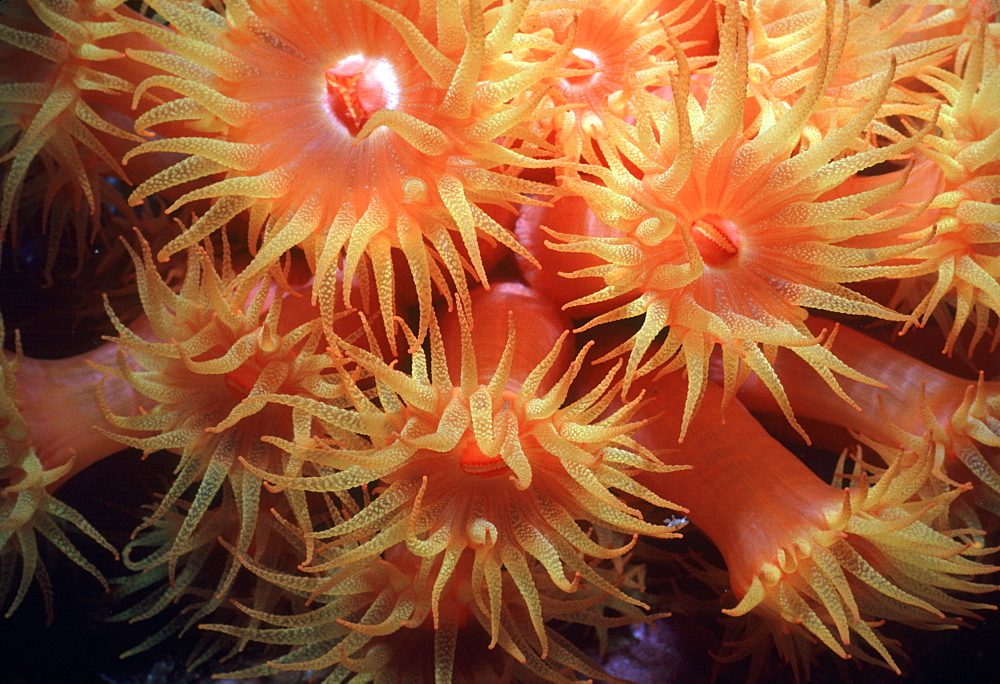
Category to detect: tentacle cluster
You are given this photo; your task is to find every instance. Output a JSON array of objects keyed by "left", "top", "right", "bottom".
[
  {"left": 524, "top": 0, "right": 713, "bottom": 165},
  {"left": 548, "top": 0, "right": 931, "bottom": 439},
  {"left": 743, "top": 0, "right": 966, "bottom": 144},
  {"left": 864, "top": 374, "right": 1000, "bottom": 533},
  {"left": 94, "top": 235, "right": 351, "bottom": 644},
  {"left": 0, "top": 0, "right": 154, "bottom": 241},
  {"left": 0, "top": 313, "right": 116, "bottom": 622},
  {"left": 234, "top": 306, "right": 684, "bottom": 676},
  {"left": 723, "top": 442, "right": 998, "bottom": 675},
  {"left": 205, "top": 534, "right": 656, "bottom": 682},
  {"left": 117, "top": 0, "right": 571, "bottom": 340},
  {"left": 897, "top": 24, "right": 1000, "bottom": 352}
]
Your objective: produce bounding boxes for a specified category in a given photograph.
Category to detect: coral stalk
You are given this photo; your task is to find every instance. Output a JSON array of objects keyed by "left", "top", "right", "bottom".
[
  {"left": 1, "top": 313, "right": 118, "bottom": 621},
  {"left": 734, "top": 316, "right": 1000, "bottom": 512},
  {"left": 7, "top": 316, "right": 152, "bottom": 489},
  {"left": 630, "top": 369, "right": 997, "bottom": 674}
]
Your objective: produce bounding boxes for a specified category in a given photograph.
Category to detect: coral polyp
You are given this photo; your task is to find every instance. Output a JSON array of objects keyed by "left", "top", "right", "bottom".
[
  {"left": 629, "top": 368, "right": 997, "bottom": 676},
  {"left": 548, "top": 0, "right": 933, "bottom": 440},
  {"left": 1, "top": 1, "right": 999, "bottom": 682},
  {"left": 895, "top": 25, "right": 1000, "bottom": 352},
  {"left": 0, "top": 0, "right": 163, "bottom": 245},
  {"left": 93, "top": 235, "right": 354, "bottom": 651},
  {"left": 119, "top": 0, "right": 565, "bottom": 339},
  {"left": 526, "top": 0, "right": 713, "bottom": 165},
  {"left": 0, "top": 316, "right": 117, "bottom": 621},
  {"left": 231, "top": 284, "right": 685, "bottom": 677}
]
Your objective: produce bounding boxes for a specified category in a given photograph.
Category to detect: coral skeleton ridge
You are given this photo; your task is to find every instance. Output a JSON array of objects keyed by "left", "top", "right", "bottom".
[{"left": 1, "top": 0, "right": 999, "bottom": 681}]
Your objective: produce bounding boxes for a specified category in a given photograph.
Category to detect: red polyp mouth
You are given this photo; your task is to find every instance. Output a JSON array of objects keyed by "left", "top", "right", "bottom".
[
  {"left": 325, "top": 55, "right": 400, "bottom": 136},
  {"left": 690, "top": 214, "right": 740, "bottom": 267},
  {"left": 459, "top": 440, "right": 509, "bottom": 478},
  {"left": 563, "top": 47, "right": 602, "bottom": 87},
  {"left": 224, "top": 357, "right": 264, "bottom": 399}
]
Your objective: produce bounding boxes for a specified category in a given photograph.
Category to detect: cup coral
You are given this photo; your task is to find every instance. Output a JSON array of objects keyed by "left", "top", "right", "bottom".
[
  {"left": 546, "top": 0, "right": 937, "bottom": 441},
  {"left": 627, "top": 368, "right": 997, "bottom": 676},
  {"left": 894, "top": 23, "right": 1000, "bottom": 352},
  {"left": 1, "top": 1, "right": 999, "bottom": 682},
  {"left": 116, "top": 0, "right": 569, "bottom": 341},
  {"left": 93, "top": 234, "right": 357, "bottom": 654},
  {"left": 224, "top": 283, "right": 685, "bottom": 677},
  {"left": 0, "top": 312, "right": 118, "bottom": 622},
  {"left": 0, "top": 0, "right": 161, "bottom": 251}
]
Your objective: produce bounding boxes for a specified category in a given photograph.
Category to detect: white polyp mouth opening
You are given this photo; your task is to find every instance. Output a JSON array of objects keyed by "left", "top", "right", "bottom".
[
  {"left": 570, "top": 48, "right": 601, "bottom": 71},
  {"left": 325, "top": 54, "right": 402, "bottom": 135},
  {"left": 333, "top": 54, "right": 401, "bottom": 111},
  {"left": 562, "top": 48, "right": 602, "bottom": 89}
]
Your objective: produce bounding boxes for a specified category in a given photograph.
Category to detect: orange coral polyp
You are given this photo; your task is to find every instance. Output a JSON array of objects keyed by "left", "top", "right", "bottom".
[
  {"left": 528, "top": 0, "right": 709, "bottom": 166},
  {"left": 632, "top": 369, "right": 998, "bottom": 674},
  {"left": 897, "top": 26, "right": 1000, "bottom": 352},
  {"left": 733, "top": 316, "right": 1000, "bottom": 525},
  {"left": 120, "top": 0, "right": 561, "bottom": 343},
  {"left": 240, "top": 283, "right": 683, "bottom": 663},
  {"left": 0, "top": 0, "right": 152, "bottom": 236},
  {"left": 0, "top": 315, "right": 118, "bottom": 621},
  {"left": 95, "top": 237, "right": 352, "bottom": 608},
  {"left": 550, "top": 0, "right": 935, "bottom": 440},
  {"left": 212, "top": 1, "right": 438, "bottom": 209}
]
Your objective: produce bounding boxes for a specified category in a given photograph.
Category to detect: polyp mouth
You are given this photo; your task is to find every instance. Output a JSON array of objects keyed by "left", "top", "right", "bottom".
[
  {"left": 458, "top": 438, "right": 511, "bottom": 478},
  {"left": 690, "top": 214, "right": 740, "bottom": 267},
  {"left": 325, "top": 55, "right": 402, "bottom": 136}
]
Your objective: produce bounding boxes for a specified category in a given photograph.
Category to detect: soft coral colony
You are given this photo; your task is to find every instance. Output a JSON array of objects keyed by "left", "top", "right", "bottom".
[{"left": 1, "top": 0, "right": 999, "bottom": 680}]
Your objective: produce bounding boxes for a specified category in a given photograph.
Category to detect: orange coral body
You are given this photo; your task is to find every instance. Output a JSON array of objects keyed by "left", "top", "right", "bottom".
[{"left": 2, "top": 1, "right": 1000, "bottom": 682}]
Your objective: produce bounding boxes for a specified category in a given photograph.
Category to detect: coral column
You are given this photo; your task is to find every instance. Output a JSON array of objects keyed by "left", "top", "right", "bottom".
[{"left": 631, "top": 370, "right": 997, "bottom": 674}]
